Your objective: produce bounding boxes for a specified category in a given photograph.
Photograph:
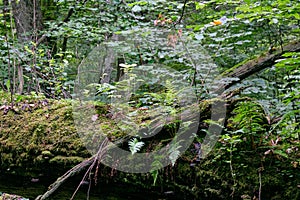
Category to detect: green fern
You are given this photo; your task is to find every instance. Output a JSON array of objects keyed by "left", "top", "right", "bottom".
[
  {"left": 151, "top": 169, "right": 159, "bottom": 186},
  {"left": 168, "top": 142, "right": 183, "bottom": 166},
  {"left": 128, "top": 138, "right": 144, "bottom": 155}
]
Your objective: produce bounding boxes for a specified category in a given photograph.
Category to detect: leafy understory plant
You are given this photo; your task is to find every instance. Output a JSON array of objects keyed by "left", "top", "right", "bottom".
[
  {"left": 168, "top": 141, "right": 182, "bottom": 166},
  {"left": 128, "top": 138, "right": 144, "bottom": 155},
  {"left": 150, "top": 154, "right": 164, "bottom": 186},
  {"left": 220, "top": 130, "right": 243, "bottom": 199}
]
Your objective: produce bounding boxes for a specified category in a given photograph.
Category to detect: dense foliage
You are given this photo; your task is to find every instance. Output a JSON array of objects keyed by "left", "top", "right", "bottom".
[{"left": 0, "top": 0, "right": 299, "bottom": 199}]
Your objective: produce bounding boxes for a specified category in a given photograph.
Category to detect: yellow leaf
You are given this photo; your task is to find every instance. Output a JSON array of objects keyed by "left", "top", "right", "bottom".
[{"left": 211, "top": 20, "right": 222, "bottom": 26}]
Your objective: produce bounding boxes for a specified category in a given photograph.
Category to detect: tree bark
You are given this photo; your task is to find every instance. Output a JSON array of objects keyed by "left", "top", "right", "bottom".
[
  {"left": 2, "top": 0, "right": 9, "bottom": 16},
  {"left": 17, "top": 64, "right": 24, "bottom": 94},
  {"left": 217, "top": 40, "right": 300, "bottom": 92},
  {"left": 11, "top": 0, "right": 43, "bottom": 93},
  {"left": 100, "top": 34, "right": 119, "bottom": 84},
  {"left": 11, "top": 0, "right": 43, "bottom": 43}
]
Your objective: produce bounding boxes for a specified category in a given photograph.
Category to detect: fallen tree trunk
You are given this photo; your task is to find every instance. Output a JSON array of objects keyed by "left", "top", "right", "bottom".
[{"left": 217, "top": 40, "right": 300, "bottom": 92}]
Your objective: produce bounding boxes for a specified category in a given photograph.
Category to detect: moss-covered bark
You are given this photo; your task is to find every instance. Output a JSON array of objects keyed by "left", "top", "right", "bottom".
[
  {"left": 217, "top": 40, "right": 300, "bottom": 91},
  {"left": 0, "top": 92, "right": 91, "bottom": 176}
]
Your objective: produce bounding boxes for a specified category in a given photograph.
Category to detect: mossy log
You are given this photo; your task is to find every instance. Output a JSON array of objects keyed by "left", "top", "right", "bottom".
[
  {"left": 1, "top": 91, "right": 298, "bottom": 199},
  {"left": 0, "top": 92, "right": 91, "bottom": 177},
  {"left": 217, "top": 40, "right": 300, "bottom": 92},
  {"left": 0, "top": 91, "right": 223, "bottom": 176},
  {"left": 0, "top": 91, "right": 226, "bottom": 199}
]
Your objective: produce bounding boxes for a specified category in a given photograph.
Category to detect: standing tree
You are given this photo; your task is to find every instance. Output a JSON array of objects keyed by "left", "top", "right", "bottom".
[{"left": 11, "top": 0, "right": 43, "bottom": 43}]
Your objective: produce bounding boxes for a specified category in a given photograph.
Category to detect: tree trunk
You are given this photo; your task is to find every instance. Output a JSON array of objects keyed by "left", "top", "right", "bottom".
[
  {"left": 100, "top": 34, "right": 119, "bottom": 84},
  {"left": 2, "top": 0, "right": 9, "bottom": 16},
  {"left": 11, "top": 0, "right": 44, "bottom": 94},
  {"left": 11, "top": 0, "right": 43, "bottom": 43},
  {"left": 17, "top": 64, "right": 24, "bottom": 94},
  {"left": 218, "top": 40, "right": 300, "bottom": 92}
]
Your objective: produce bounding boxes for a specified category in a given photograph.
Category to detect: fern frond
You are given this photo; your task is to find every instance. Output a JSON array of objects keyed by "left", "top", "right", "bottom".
[{"left": 128, "top": 138, "right": 144, "bottom": 155}]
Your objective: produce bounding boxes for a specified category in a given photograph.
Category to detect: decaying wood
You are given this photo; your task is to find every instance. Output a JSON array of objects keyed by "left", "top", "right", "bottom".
[
  {"left": 217, "top": 40, "right": 300, "bottom": 92},
  {"left": 35, "top": 138, "right": 108, "bottom": 200},
  {"left": 34, "top": 137, "right": 126, "bottom": 200},
  {"left": 34, "top": 156, "right": 96, "bottom": 200}
]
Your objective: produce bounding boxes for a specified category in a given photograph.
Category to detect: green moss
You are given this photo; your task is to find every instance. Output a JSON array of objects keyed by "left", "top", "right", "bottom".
[
  {"left": 219, "top": 54, "right": 260, "bottom": 77},
  {"left": 49, "top": 155, "right": 85, "bottom": 165},
  {"left": 167, "top": 62, "right": 193, "bottom": 71},
  {"left": 94, "top": 101, "right": 109, "bottom": 115},
  {"left": 0, "top": 91, "right": 134, "bottom": 177},
  {"left": 0, "top": 92, "right": 95, "bottom": 176},
  {"left": 41, "top": 150, "right": 53, "bottom": 157}
]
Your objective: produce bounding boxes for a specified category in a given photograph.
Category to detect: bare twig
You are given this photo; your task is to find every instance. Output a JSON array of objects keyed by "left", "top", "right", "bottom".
[
  {"left": 70, "top": 138, "right": 109, "bottom": 200},
  {"left": 35, "top": 137, "right": 127, "bottom": 200},
  {"left": 35, "top": 156, "right": 96, "bottom": 200},
  {"left": 176, "top": 0, "right": 188, "bottom": 25},
  {"left": 229, "top": 143, "right": 236, "bottom": 199}
]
